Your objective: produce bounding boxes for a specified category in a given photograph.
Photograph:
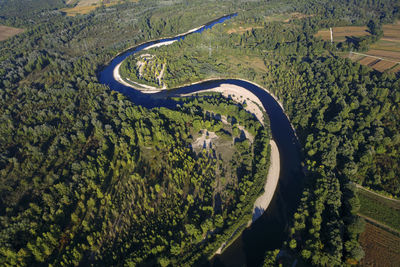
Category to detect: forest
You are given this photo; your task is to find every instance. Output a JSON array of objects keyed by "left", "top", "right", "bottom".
[
  {"left": 120, "top": 0, "right": 400, "bottom": 266},
  {"left": 1, "top": 0, "right": 400, "bottom": 266}
]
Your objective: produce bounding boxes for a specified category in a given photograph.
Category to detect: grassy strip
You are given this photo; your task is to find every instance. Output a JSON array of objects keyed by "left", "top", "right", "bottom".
[{"left": 358, "top": 187, "right": 400, "bottom": 232}]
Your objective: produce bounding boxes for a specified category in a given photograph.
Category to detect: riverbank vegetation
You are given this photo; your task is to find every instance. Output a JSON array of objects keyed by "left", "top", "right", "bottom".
[{"left": 1, "top": 0, "right": 400, "bottom": 266}]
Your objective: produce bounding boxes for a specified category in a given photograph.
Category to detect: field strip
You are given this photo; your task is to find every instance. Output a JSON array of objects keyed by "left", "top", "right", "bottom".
[
  {"left": 354, "top": 183, "right": 400, "bottom": 203},
  {"left": 358, "top": 214, "right": 400, "bottom": 237},
  {"left": 381, "top": 37, "right": 400, "bottom": 43},
  {"left": 350, "top": 51, "right": 400, "bottom": 64}
]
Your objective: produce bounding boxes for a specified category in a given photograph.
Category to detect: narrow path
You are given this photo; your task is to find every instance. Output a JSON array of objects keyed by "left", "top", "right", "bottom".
[
  {"left": 350, "top": 51, "right": 400, "bottom": 64},
  {"left": 355, "top": 183, "right": 400, "bottom": 203}
]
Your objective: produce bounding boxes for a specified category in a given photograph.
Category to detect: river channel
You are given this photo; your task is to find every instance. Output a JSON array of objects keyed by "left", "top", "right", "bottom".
[{"left": 98, "top": 14, "right": 304, "bottom": 267}]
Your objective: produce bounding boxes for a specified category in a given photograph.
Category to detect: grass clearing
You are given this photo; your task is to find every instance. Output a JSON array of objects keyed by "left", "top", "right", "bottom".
[
  {"left": 0, "top": 25, "right": 24, "bottom": 41},
  {"left": 265, "top": 12, "right": 312, "bottom": 23},
  {"left": 359, "top": 222, "right": 400, "bottom": 267},
  {"left": 227, "top": 26, "right": 263, "bottom": 34},
  {"left": 61, "top": 4, "right": 102, "bottom": 16},
  {"left": 357, "top": 187, "right": 400, "bottom": 232}
]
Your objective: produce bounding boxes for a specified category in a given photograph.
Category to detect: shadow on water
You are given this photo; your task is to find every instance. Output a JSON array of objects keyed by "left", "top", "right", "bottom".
[{"left": 98, "top": 14, "right": 305, "bottom": 267}]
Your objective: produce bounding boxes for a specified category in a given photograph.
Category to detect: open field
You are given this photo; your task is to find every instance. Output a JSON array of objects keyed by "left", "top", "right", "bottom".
[
  {"left": 380, "top": 22, "right": 400, "bottom": 42},
  {"left": 357, "top": 56, "right": 379, "bottom": 66},
  {"left": 315, "top": 26, "right": 369, "bottom": 42},
  {"left": 366, "top": 49, "right": 400, "bottom": 61},
  {"left": 370, "top": 60, "right": 398, "bottom": 72},
  {"left": 370, "top": 39, "right": 400, "bottom": 52},
  {"left": 315, "top": 21, "right": 400, "bottom": 72},
  {"left": 363, "top": 22, "right": 400, "bottom": 70},
  {"left": 0, "top": 25, "right": 24, "bottom": 41},
  {"left": 352, "top": 22, "right": 400, "bottom": 72},
  {"left": 61, "top": 5, "right": 101, "bottom": 16},
  {"left": 357, "top": 186, "right": 400, "bottom": 232},
  {"left": 359, "top": 222, "right": 400, "bottom": 267},
  {"left": 62, "top": 0, "right": 138, "bottom": 16},
  {"left": 390, "top": 64, "right": 400, "bottom": 73},
  {"left": 227, "top": 26, "right": 263, "bottom": 34}
]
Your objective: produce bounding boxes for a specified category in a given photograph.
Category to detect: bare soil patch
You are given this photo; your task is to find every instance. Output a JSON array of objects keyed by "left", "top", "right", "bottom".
[
  {"left": 62, "top": 0, "right": 138, "bottom": 16},
  {"left": 371, "top": 60, "right": 398, "bottom": 72},
  {"left": 0, "top": 25, "right": 24, "bottom": 41},
  {"left": 192, "top": 130, "right": 219, "bottom": 152},
  {"left": 389, "top": 64, "right": 400, "bottom": 74},
  {"left": 357, "top": 57, "right": 379, "bottom": 66},
  {"left": 359, "top": 222, "right": 400, "bottom": 267},
  {"left": 381, "top": 24, "right": 400, "bottom": 41},
  {"left": 367, "top": 49, "right": 400, "bottom": 61}
]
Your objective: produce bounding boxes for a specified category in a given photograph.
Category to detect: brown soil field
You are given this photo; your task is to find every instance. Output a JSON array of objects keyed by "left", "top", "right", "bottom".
[
  {"left": 367, "top": 59, "right": 380, "bottom": 67},
  {"left": 359, "top": 222, "right": 400, "bottom": 267},
  {"left": 366, "top": 49, "right": 400, "bottom": 61},
  {"left": 315, "top": 26, "right": 369, "bottom": 42},
  {"left": 62, "top": 0, "right": 138, "bottom": 16},
  {"left": 0, "top": 25, "right": 24, "bottom": 41},
  {"left": 389, "top": 64, "right": 400, "bottom": 74},
  {"left": 363, "top": 22, "right": 400, "bottom": 69},
  {"left": 371, "top": 60, "right": 398, "bottom": 72},
  {"left": 357, "top": 57, "right": 379, "bottom": 66},
  {"left": 381, "top": 23, "right": 400, "bottom": 41},
  {"left": 370, "top": 40, "right": 400, "bottom": 53},
  {"left": 227, "top": 26, "right": 263, "bottom": 34}
]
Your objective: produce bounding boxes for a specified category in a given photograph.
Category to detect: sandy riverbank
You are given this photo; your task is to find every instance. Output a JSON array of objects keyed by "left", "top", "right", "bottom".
[
  {"left": 113, "top": 62, "right": 163, "bottom": 93},
  {"left": 251, "top": 139, "right": 280, "bottom": 222},
  {"left": 180, "top": 83, "right": 265, "bottom": 124}
]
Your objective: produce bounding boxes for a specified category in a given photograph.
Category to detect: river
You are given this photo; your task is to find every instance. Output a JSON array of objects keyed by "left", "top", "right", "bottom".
[{"left": 98, "top": 14, "right": 304, "bottom": 267}]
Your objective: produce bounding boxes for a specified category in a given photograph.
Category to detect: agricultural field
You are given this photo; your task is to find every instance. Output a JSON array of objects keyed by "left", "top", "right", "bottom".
[
  {"left": 357, "top": 186, "right": 400, "bottom": 232},
  {"left": 316, "top": 22, "right": 400, "bottom": 73},
  {"left": 61, "top": 0, "right": 138, "bottom": 16},
  {"left": 0, "top": 25, "right": 24, "bottom": 41},
  {"left": 315, "top": 26, "right": 369, "bottom": 42},
  {"left": 359, "top": 222, "right": 400, "bottom": 267}
]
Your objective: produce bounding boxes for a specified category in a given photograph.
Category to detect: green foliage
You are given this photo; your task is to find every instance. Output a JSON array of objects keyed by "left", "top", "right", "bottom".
[{"left": 1, "top": 0, "right": 400, "bottom": 266}]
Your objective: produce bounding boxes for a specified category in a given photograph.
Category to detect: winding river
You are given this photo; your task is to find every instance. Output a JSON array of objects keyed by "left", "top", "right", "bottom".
[{"left": 98, "top": 14, "right": 304, "bottom": 267}]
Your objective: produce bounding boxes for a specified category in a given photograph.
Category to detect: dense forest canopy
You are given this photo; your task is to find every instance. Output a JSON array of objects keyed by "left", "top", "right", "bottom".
[{"left": 1, "top": 0, "right": 400, "bottom": 266}]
